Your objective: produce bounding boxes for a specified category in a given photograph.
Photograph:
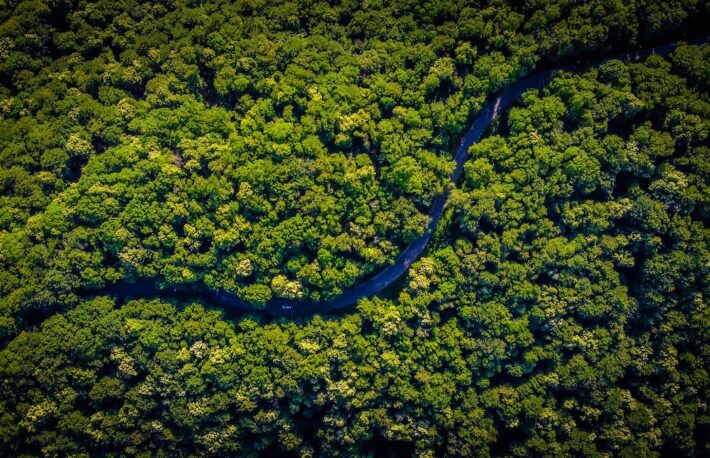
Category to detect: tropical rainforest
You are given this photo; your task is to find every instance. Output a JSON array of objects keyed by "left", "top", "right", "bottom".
[{"left": 0, "top": 0, "right": 708, "bottom": 456}]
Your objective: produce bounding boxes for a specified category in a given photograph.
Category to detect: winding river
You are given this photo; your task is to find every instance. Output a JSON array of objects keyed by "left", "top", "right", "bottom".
[{"left": 95, "top": 38, "right": 707, "bottom": 316}]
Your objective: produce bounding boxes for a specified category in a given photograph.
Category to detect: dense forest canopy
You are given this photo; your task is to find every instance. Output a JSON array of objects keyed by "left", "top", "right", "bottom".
[
  {"left": 0, "top": 0, "right": 708, "bottom": 456},
  {"left": 1, "top": 0, "right": 706, "bottom": 323}
]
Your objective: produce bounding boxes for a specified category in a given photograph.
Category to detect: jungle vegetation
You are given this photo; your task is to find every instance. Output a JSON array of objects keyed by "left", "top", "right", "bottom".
[{"left": 0, "top": 0, "right": 708, "bottom": 456}]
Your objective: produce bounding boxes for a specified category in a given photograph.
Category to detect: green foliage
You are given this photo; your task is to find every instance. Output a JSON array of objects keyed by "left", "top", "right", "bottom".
[
  {"left": 450, "top": 49, "right": 709, "bottom": 456},
  {"left": 3, "top": 0, "right": 705, "bottom": 321},
  {"left": 0, "top": 0, "right": 708, "bottom": 456}
]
